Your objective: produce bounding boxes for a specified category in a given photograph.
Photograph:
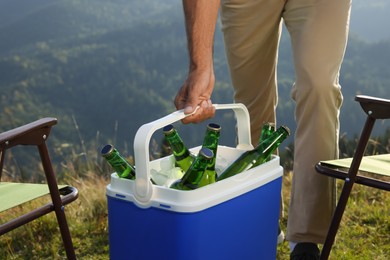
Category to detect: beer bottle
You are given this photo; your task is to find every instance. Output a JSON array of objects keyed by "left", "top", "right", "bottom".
[
  {"left": 163, "top": 124, "right": 195, "bottom": 172},
  {"left": 170, "top": 147, "right": 214, "bottom": 191},
  {"left": 259, "top": 122, "right": 275, "bottom": 144},
  {"left": 258, "top": 122, "right": 275, "bottom": 162},
  {"left": 199, "top": 123, "right": 221, "bottom": 186},
  {"left": 101, "top": 144, "right": 136, "bottom": 180},
  {"left": 217, "top": 126, "right": 290, "bottom": 181}
]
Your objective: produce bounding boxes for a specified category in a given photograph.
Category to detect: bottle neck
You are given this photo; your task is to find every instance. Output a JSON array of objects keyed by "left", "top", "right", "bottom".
[{"left": 255, "top": 127, "right": 289, "bottom": 155}]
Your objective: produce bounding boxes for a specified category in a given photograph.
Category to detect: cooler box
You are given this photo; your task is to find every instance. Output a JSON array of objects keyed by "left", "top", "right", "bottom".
[{"left": 106, "top": 104, "right": 283, "bottom": 260}]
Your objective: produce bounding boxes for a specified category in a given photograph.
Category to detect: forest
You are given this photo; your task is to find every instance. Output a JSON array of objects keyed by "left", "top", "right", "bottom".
[
  {"left": 0, "top": 0, "right": 389, "bottom": 172},
  {"left": 1, "top": 2, "right": 389, "bottom": 259}
]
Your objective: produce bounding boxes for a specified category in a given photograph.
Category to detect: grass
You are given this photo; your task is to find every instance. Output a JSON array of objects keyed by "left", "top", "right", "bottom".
[
  {"left": 277, "top": 171, "right": 390, "bottom": 260},
  {"left": 0, "top": 171, "right": 110, "bottom": 260},
  {"left": 1, "top": 152, "right": 389, "bottom": 259}
]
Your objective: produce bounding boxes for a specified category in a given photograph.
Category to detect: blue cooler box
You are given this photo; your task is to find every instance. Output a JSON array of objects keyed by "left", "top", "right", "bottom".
[{"left": 106, "top": 104, "right": 283, "bottom": 260}]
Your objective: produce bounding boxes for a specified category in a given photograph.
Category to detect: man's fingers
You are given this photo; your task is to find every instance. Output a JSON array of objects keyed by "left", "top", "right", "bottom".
[
  {"left": 181, "top": 99, "right": 215, "bottom": 124},
  {"left": 184, "top": 105, "right": 195, "bottom": 115}
]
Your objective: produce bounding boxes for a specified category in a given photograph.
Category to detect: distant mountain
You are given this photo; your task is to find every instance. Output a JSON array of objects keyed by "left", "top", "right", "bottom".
[
  {"left": 0, "top": 0, "right": 178, "bottom": 55},
  {"left": 350, "top": 0, "right": 390, "bottom": 42},
  {"left": 0, "top": 0, "right": 389, "bottom": 161}
]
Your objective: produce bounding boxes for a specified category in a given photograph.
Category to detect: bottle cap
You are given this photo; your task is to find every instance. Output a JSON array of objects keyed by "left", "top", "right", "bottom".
[
  {"left": 207, "top": 123, "right": 221, "bottom": 132},
  {"left": 263, "top": 122, "right": 275, "bottom": 129},
  {"left": 281, "top": 125, "right": 291, "bottom": 135},
  {"left": 163, "top": 124, "right": 174, "bottom": 134},
  {"left": 199, "top": 147, "right": 214, "bottom": 159},
  {"left": 101, "top": 144, "right": 114, "bottom": 157}
]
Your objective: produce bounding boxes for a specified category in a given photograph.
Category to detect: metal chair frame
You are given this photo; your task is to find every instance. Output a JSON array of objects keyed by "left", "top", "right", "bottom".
[
  {"left": 316, "top": 95, "right": 390, "bottom": 259},
  {"left": 0, "top": 118, "right": 78, "bottom": 260}
]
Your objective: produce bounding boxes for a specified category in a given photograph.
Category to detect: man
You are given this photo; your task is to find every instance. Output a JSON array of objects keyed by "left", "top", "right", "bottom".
[{"left": 174, "top": 0, "right": 351, "bottom": 259}]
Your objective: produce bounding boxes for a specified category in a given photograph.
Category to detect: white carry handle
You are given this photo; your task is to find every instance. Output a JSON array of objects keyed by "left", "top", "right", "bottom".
[{"left": 133, "top": 103, "right": 252, "bottom": 205}]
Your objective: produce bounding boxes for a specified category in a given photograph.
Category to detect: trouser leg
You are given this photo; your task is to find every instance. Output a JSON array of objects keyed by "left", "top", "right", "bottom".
[
  {"left": 220, "top": 0, "right": 284, "bottom": 144},
  {"left": 220, "top": 0, "right": 286, "bottom": 226},
  {"left": 283, "top": 0, "right": 352, "bottom": 244}
]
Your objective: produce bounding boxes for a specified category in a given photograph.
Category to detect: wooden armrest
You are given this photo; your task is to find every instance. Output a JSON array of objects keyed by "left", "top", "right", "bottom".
[
  {"left": 0, "top": 118, "right": 57, "bottom": 149},
  {"left": 356, "top": 95, "right": 390, "bottom": 119}
]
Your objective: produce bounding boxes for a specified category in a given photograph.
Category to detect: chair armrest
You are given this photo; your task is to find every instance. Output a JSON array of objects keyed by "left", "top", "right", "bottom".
[
  {"left": 356, "top": 95, "right": 390, "bottom": 119},
  {"left": 0, "top": 118, "right": 57, "bottom": 149},
  {"left": 315, "top": 162, "right": 390, "bottom": 192}
]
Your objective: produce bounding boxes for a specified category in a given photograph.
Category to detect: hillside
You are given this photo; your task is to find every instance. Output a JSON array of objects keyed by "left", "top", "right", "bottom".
[
  {"left": 0, "top": 0, "right": 389, "bottom": 165},
  {"left": 350, "top": 0, "right": 390, "bottom": 42}
]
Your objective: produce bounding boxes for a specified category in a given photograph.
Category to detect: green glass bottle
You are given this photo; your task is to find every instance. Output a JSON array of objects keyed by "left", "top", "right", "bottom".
[
  {"left": 258, "top": 122, "right": 276, "bottom": 162},
  {"left": 170, "top": 147, "right": 214, "bottom": 191},
  {"left": 163, "top": 124, "right": 195, "bottom": 172},
  {"left": 101, "top": 144, "right": 136, "bottom": 180},
  {"left": 259, "top": 122, "right": 275, "bottom": 144},
  {"left": 217, "top": 126, "right": 290, "bottom": 181},
  {"left": 199, "top": 123, "right": 221, "bottom": 186}
]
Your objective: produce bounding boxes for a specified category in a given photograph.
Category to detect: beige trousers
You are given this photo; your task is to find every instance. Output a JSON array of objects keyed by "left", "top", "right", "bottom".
[{"left": 220, "top": 0, "right": 351, "bottom": 243}]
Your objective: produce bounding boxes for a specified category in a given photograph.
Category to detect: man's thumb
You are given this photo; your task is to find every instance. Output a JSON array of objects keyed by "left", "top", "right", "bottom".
[{"left": 183, "top": 100, "right": 199, "bottom": 115}]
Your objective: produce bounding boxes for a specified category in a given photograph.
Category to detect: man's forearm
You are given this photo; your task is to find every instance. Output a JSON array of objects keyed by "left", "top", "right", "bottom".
[{"left": 182, "top": 0, "right": 220, "bottom": 71}]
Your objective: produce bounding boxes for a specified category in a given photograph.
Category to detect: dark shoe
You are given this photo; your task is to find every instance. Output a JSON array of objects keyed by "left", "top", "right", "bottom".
[{"left": 290, "top": 243, "right": 320, "bottom": 260}]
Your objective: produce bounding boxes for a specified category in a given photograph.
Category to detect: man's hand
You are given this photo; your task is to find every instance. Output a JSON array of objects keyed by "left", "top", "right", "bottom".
[
  {"left": 174, "top": 68, "right": 216, "bottom": 124},
  {"left": 176, "top": 0, "right": 220, "bottom": 124}
]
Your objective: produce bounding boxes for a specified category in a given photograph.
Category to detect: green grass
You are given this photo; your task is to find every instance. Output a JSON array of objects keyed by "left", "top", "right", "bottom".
[
  {"left": 1, "top": 167, "right": 389, "bottom": 259},
  {"left": 0, "top": 171, "right": 110, "bottom": 260},
  {"left": 277, "top": 172, "right": 390, "bottom": 260}
]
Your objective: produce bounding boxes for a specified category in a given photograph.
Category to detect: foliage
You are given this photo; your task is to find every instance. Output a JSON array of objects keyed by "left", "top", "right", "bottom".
[
  {"left": 0, "top": 0, "right": 390, "bottom": 259},
  {"left": 277, "top": 172, "right": 390, "bottom": 260},
  {"left": 0, "top": 137, "right": 389, "bottom": 259},
  {"left": 1, "top": 0, "right": 390, "bottom": 163}
]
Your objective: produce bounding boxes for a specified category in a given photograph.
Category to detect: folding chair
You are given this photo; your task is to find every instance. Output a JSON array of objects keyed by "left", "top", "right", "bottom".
[
  {"left": 315, "top": 95, "right": 390, "bottom": 260},
  {"left": 0, "top": 118, "right": 79, "bottom": 259}
]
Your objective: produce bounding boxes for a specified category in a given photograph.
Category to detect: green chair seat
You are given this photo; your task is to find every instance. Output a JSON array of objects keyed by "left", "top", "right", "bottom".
[
  {"left": 320, "top": 154, "right": 390, "bottom": 177},
  {"left": 0, "top": 182, "right": 66, "bottom": 212}
]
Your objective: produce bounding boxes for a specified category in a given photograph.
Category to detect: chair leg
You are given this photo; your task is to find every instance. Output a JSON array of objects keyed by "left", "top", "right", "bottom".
[
  {"left": 54, "top": 205, "right": 77, "bottom": 260},
  {"left": 38, "top": 143, "right": 77, "bottom": 260},
  {"left": 320, "top": 116, "right": 376, "bottom": 260}
]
